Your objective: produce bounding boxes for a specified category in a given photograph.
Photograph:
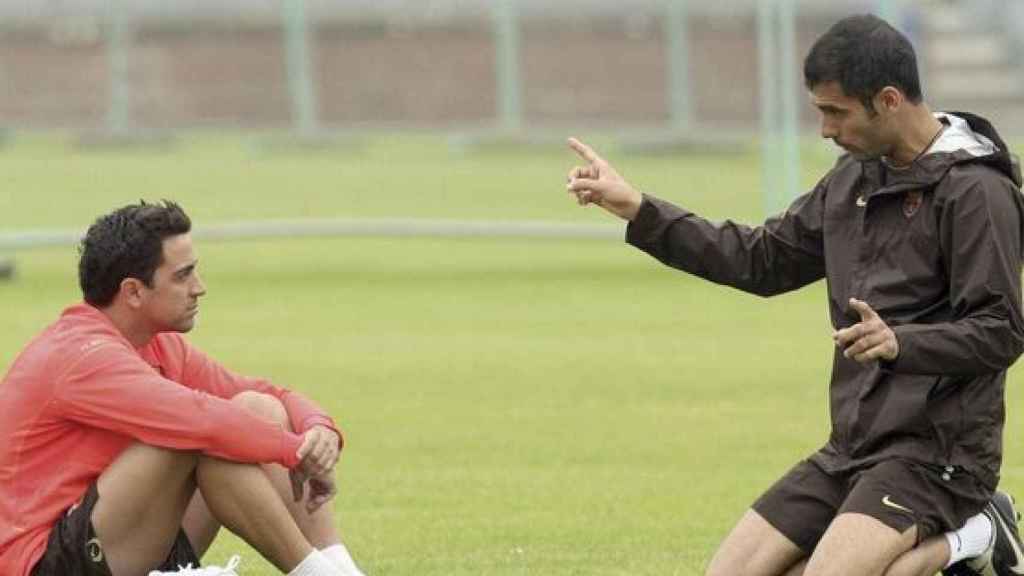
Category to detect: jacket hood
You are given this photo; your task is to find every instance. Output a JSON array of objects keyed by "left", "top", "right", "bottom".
[
  {"left": 944, "top": 111, "right": 1022, "bottom": 187},
  {"left": 855, "top": 111, "right": 1022, "bottom": 193}
]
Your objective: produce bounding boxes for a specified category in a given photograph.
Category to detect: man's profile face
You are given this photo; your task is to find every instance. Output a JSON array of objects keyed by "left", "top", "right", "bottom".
[
  {"left": 137, "top": 233, "right": 206, "bottom": 334},
  {"left": 811, "top": 81, "right": 889, "bottom": 160}
]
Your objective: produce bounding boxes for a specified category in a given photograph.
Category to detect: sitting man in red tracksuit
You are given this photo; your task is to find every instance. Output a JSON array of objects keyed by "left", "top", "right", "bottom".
[{"left": 0, "top": 201, "right": 366, "bottom": 576}]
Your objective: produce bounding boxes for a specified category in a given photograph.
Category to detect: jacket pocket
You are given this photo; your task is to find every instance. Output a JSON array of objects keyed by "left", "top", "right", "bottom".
[
  {"left": 939, "top": 374, "right": 1005, "bottom": 481},
  {"left": 926, "top": 375, "right": 967, "bottom": 463},
  {"left": 850, "top": 374, "right": 938, "bottom": 456}
]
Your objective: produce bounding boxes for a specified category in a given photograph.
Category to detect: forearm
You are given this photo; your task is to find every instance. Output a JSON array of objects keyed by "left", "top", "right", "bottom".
[
  {"left": 889, "top": 309, "right": 1024, "bottom": 375},
  {"left": 626, "top": 195, "right": 824, "bottom": 296},
  {"left": 60, "top": 367, "right": 305, "bottom": 468},
  {"left": 179, "top": 342, "right": 341, "bottom": 441},
  {"left": 280, "top": 390, "right": 342, "bottom": 441}
]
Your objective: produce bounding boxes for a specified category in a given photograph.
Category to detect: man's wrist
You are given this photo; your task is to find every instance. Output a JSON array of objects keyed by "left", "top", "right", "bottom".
[
  {"left": 623, "top": 191, "right": 645, "bottom": 221},
  {"left": 315, "top": 424, "right": 343, "bottom": 449}
]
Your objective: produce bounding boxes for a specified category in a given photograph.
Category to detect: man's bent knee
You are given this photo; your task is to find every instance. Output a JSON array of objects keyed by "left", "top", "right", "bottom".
[
  {"left": 803, "top": 513, "right": 915, "bottom": 576},
  {"left": 231, "top": 391, "right": 289, "bottom": 427},
  {"left": 705, "top": 510, "right": 805, "bottom": 576}
]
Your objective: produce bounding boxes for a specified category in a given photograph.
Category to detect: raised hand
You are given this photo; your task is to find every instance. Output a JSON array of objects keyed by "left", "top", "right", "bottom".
[
  {"left": 565, "top": 138, "right": 644, "bottom": 221},
  {"left": 833, "top": 298, "right": 899, "bottom": 363}
]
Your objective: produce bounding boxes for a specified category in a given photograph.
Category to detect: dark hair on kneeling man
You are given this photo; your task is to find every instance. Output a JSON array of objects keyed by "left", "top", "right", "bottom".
[{"left": 804, "top": 14, "right": 923, "bottom": 114}]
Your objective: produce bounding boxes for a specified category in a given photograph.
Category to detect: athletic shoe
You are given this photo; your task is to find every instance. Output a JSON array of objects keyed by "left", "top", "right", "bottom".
[
  {"left": 148, "top": 555, "right": 241, "bottom": 576},
  {"left": 945, "top": 491, "right": 1024, "bottom": 576},
  {"left": 943, "top": 561, "right": 980, "bottom": 576},
  {"left": 985, "top": 491, "right": 1024, "bottom": 575}
]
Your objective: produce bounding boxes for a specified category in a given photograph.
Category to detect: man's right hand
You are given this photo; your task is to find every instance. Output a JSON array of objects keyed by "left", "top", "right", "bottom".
[{"left": 566, "top": 137, "right": 644, "bottom": 221}]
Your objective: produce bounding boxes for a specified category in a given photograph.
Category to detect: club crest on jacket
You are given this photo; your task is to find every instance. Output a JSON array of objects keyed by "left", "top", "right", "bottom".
[{"left": 902, "top": 190, "right": 923, "bottom": 218}]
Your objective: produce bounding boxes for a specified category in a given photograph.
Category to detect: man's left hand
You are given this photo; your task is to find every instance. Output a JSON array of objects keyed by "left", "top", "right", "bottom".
[
  {"left": 305, "top": 472, "right": 337, "bottom": 513},
  {"left": 288, "top": 468, "right": 338, "bottom": 513},
  {"left": 833, "top": 298, "right": 899, "bottom": 363}
]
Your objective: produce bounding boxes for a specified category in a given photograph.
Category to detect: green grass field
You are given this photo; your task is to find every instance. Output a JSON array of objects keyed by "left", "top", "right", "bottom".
[{"left": 2, "top": 135, "right": 1023, "bottom": 575}]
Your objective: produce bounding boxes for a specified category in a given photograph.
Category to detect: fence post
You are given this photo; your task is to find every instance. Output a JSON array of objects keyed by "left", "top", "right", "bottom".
[
  {"left": 758, "top": 0, "right": 781, "bottom": 216},
  {"left": 874, "top": 0, "right": 898, "bottom": 25},
  {"left": 757, "top": 0, "right": 801, "bottom": 216},
  {"left": 667, "top": 0, "right": 693, "bottom": 132},
  {"left": 106, "top": 0, "right": 131, "bottom": 134},
  {"left": 779, "top": 0, "right": 800, "bottom": 209},
  {"left": 494, "top": 0, "right": 522, "bottom": 133},
  {"left": 283, "top": 0, "right": 318, "bottom": 136}
]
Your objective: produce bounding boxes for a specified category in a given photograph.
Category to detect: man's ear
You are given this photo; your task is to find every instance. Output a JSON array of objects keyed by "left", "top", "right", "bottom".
[
  {"left": 875, "top": 86, "right": 904, "bottom": 114},
  {"left": 119, "top": 278, "right": 146, "bottom": 309}
]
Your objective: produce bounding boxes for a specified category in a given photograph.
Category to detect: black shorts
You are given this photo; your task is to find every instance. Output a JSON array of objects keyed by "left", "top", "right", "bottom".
[
  {"left": 753, "top": 457, "right": 990, "bottom": 553},
  {"left": 30, "top": 483, "right": 201, "bottom": 576}
]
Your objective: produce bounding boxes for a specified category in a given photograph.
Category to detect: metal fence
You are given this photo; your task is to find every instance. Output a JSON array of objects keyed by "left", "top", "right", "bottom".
[
  {"left": 2, "top": 0, "right": 1022, "bottom": 272},
  {"left": 4, "top": 0, "right": 970, "bottom": 135}
]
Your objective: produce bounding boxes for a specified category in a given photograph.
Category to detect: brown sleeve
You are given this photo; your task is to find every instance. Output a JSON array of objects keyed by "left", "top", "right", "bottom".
[{"left": 625, "top": 185, "right": 827, "bottom": 297}]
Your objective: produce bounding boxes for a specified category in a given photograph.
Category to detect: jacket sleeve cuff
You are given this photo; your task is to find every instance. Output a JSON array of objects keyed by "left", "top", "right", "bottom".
[
  {"left": 626, "top": 194, "right": 683, "bottom": 247},
  {"left": 883, "top": 324, "right": 918, "bottom": 373},
  {"left": 300, "top": 415, "right": 345, "bottom": 450},
  {"left": 280, "top": 431, "right": 304, "bottom": 468}
]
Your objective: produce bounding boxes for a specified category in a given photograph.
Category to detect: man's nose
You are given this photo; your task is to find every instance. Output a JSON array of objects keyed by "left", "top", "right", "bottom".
[
  {"left": 192, "top": 274, "right": 207, "bottom": 297},
  {"left": 821, "top": 120, "right": 838, "bottom": 140}
]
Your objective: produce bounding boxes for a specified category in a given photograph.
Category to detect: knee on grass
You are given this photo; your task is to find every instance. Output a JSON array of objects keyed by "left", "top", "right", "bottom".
[{"left": 230, "top": 391, "right": 289, "bottom": 428}]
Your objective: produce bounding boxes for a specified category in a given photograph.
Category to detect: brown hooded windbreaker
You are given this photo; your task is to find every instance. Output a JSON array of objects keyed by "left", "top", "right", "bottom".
[{"left": 627, "top": 112, "right": 1024, "bottom": 489}]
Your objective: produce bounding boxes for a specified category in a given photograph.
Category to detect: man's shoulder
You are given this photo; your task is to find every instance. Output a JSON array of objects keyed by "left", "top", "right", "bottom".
[
  {"left": 937, "top": 161, "right": 1023, "bottom": 208},
  {"left": 26, "top": 306, "right": 106, "bottom": 354},
  {"left": 57, "top": 312, "right": 130, "bottom": 362},
  {"left": 945, "top": 158, "right": 1018, "bottom": 185},
  {"left": 3, "top": 310, "right": 130, "bottom": 392}
]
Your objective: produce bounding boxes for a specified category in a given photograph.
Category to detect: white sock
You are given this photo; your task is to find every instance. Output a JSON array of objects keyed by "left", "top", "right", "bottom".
[
  {"left": 288, "top": 549, "right": 342, "bottom": 576},
  {"left": 322, "top": 543, "right": 366, "bottom": 576},
  {"left": 945, "top": 512, "right": 994, "bottom": 568}
]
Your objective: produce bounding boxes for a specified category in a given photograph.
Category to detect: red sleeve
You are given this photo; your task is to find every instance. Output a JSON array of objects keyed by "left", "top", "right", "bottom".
[
  {"left": 55, "top": 342, "right": 304, "bottom": 468},
  {"left": 173, "top": 338, "right": 343, "bottom": 447}
]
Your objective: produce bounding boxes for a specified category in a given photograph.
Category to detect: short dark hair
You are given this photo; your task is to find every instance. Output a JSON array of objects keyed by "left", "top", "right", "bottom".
[
  {"left": 804, "top": 14, "right": 923, "bottom": 112},
  {"left": 78, "top": 201, "right": 192, "bottom": 307}
]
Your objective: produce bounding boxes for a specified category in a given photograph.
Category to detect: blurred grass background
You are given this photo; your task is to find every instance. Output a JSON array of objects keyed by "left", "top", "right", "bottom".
[
  {"left": 2, "top": 135, "right": 1022, "bottom": 575},
  {"left": 0, "top": 133, "right": 841, "bottom": 227}
]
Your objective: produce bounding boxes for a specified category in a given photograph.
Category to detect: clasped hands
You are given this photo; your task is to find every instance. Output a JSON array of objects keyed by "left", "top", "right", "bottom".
[{"left": 289, "top": 425, "right": 342, "bottom": 513}]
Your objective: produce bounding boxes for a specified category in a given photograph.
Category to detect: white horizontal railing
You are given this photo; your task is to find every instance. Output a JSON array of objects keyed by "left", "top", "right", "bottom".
[{"left": 0, "top": 218, "right": 622, "bottom": 250}]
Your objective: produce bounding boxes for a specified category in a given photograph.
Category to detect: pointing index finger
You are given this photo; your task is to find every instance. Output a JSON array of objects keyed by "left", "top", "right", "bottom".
[{"left": 568, "top": 137, "right": 601, "bottom": 164}]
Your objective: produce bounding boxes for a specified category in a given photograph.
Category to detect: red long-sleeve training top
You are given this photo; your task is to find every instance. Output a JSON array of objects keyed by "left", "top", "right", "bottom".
[{"left": 0, "top": 303, "right": 340, "bottom": 576}]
